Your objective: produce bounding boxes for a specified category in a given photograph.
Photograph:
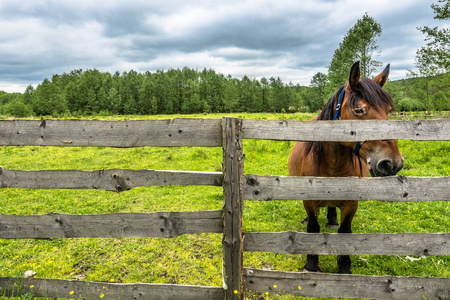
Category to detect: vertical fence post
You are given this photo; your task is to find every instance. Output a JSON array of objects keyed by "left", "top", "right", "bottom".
[{"left": 222, "top": 117, "right": 245, "bottom": 300}]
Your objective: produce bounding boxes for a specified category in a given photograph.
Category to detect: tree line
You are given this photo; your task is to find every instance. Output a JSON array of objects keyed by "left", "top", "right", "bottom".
[
  {"left": 0, "top": 68, "right": 311, "bottom": 117},
  {"left": 1, "top": 66, "right": 449, "bottom": 118}
]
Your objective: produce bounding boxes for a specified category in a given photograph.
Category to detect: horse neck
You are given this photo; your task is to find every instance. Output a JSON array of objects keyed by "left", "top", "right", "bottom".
[{"left": 321, "top": 142, "right": 358, "bottom": 176}]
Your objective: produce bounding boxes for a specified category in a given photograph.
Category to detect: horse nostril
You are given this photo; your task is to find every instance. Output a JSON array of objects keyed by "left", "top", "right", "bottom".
[{"left": 376, "top": 159, "right": 394, "bottom": 176}]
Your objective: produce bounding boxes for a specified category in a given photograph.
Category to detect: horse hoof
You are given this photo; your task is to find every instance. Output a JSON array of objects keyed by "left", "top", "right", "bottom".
[
  {"left": 301, "top": 217, "right": 309, "bottom": 225},
  {"left": 327, "top": 224, "right": 339, "bottom": 230}
]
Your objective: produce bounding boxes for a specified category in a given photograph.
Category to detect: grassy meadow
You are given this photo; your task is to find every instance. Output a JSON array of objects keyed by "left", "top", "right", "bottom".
[{"left": 0, "top": 112, "right": 449, "bottom": 300}]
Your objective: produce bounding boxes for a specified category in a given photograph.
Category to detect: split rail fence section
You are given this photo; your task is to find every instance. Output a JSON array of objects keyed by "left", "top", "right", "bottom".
[{"left": 0, "top": 117, "right": 449, "bottom": 300}]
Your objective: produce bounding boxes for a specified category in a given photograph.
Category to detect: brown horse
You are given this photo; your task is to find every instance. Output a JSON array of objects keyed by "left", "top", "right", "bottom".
[{"left": 288, "top": 61, "right": 404, "bottom": 274}]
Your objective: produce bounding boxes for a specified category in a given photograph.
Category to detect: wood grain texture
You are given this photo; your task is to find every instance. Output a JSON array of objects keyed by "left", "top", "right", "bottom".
[
  {"left": 244, "top": 268, "right": 450, "bottom": 300},
  {"left": 222, "top": 117, "right": 245, "bottom": 299},
  {"left": 242, "top": 119, "right": 450, "bottom": 141},
  {"left": 244, "top": 175, "right": 450, "bottom": 201},
  {"left": 0, "top": 168, "right": 223, "bottom": 192},
  {"left": 244, "top": 232, "right": 450, "bottom": 256},
  {"left": 0, "top": 211, "right": 223, "bottom": 239},
  {"left": 0, "top": 277, "right": 224, "bottom": 300},
  {"left": 0, "top": 118, "right": 222, "bottom": 147}
]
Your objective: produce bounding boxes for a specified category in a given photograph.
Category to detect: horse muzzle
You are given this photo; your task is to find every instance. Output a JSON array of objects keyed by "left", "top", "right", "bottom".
[{"left": 367, "top": 156, "right": 404, "bottom": 177}]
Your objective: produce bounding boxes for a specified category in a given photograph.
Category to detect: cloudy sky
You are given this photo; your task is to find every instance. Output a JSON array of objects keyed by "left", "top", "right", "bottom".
[{"left": 0, "top": 0, "right": 446, "bottom": 93}]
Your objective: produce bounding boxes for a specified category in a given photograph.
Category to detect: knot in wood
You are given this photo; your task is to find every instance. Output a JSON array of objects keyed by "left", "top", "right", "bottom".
[
  {"left": 288, "top": 234, "right": 295, "bottom": 242},
  {"left": 246, "top": 177, "right": 258, "bottom": 186}
]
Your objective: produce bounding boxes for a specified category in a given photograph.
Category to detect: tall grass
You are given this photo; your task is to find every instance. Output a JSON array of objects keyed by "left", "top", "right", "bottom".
[{"left": 0, "top": 113, "right": 448, "bottom": 300}]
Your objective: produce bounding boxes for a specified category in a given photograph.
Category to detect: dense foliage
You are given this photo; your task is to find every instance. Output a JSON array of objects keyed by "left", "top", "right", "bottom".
[
  {"left": 0, "top": 67, "right": 449, "bottom": 118},
  {"left": 0, "top": 68, "right": 308, "bottom": 117},
  {"left": 417, "top": 0, "right": 450, "bottom": 73}
]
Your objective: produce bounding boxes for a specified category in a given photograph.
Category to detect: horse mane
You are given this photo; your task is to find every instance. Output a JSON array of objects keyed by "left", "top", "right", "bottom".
[{"left": 304, "top": 78, "right": 394, "bottom": 174}]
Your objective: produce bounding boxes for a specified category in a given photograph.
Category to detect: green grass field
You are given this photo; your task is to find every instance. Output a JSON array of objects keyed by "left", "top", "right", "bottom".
[{"left": 0, "top": 113, "right": 449, "bottom": 300}]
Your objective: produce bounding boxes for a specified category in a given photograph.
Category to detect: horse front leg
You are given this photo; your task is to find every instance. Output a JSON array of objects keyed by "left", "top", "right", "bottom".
[
  {"left": 303, "top": 201, "right": 321, "bottom": 272},
  {"left": 337, "top": 201, "right": 358, "bottom": 274},
  {"left": 326, "top": 207, "right": 339, "bottom": 230}
]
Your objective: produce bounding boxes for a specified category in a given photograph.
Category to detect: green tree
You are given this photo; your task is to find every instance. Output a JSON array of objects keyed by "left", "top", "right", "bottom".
[
  {"left": 108, "top": 87, "right": 122, "bottom": 115},
  {"left": 139, "top": 75, "right": 155, "bottom": 114},
  {"left": 33, "top": 78, "right": 67, "bottom": 115},
  {"left": 306, "top": 72, "right": 329, "bottom": 112},
  {"left": 328, "top": 13, "right": 382, "bottom": 86},
  {"left": 260, "top": 77, "right": 271, "bottom": 112},
  {"left": 412, "top": 0, "right": 450, "bottom": 113},
  {"left": 431, "top": 90, "right": 450, "bottom": 110},
  {"left": 23, "top": 85, "right": 35, "bottom": 105},
  {"left": 3, "top": 99, "right": 33, "bottom": 117},
  {"left": 224, "top": 78, "right": 239, "bottom": 113},
  {"left": 151, "top": 96, "right": 158, "bottom": 115},
  {"left": 417, "top": 0, "right": 450, "bottom": 71},
  {"left": 269, "top": 77, "right": 289, "bottom": 112}
]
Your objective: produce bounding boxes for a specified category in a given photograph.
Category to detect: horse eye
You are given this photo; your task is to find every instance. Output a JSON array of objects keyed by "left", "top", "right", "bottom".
[{"left": 353, "top": 107, "right": 366, "bottom": 115}]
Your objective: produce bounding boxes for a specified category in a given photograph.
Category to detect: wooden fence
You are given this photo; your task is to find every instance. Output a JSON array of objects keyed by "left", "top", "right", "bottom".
[{"left": 0, "top": 117, "right": 449, "bottom": 300}]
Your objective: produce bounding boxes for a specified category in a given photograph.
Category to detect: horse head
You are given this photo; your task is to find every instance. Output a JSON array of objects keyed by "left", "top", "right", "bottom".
[{"left": 338, "top": 61, "right": 403, "bottom": 177}]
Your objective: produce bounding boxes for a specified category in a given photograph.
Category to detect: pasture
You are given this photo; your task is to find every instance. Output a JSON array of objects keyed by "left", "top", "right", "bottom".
[{"left": 0, "top": 112, "right": 449, "bottom": 300}]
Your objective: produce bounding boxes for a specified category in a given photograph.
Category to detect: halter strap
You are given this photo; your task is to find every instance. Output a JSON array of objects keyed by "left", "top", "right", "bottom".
[
  {"left": 333, "top": 88, "right": 345, "bottom": 120},
  {"left": 353, "top": 141, "right": 363, "bottom": 155},
  {"left": 333, "top": 88, "right": 363, "bottom": 156}
]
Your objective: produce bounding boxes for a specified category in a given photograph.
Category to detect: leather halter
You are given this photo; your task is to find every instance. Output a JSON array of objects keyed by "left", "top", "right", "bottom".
[{"left": 333, "top": 88, "right": 363, "bottom": 156}]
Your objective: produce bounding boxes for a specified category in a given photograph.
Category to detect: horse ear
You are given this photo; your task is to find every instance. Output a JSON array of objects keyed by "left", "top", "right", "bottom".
[
  {"left": 348, "top": 61, "right": 360, "bottom": 90},
  {"left": 373, "top": 64, "right": 390, "bottom": 87}
]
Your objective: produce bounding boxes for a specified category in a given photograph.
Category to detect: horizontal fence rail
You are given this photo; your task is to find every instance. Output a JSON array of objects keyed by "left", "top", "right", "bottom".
[
  {"left": 0, "top": 211, "right": 223, "bottom": 239},
  {"left": 243, "top": 268, "right": 450, "bottom": 300},
  {"left": 0, "top": 119, "right": 223, "bottom": 147},
  {"left": 242, "top": 119, "right": 450, "bottom": 141},
  {"left": 244, "top": 232, "right": 450, "bottom": 256},
  {"left": 244, "top": 175, "right": 450, "bottom": 201},
  {"left": 0, "top": 277, "right": 224, "bottom": 300},
  {"left": 1, "top": 119, "right": 449, "bottom": 149},
  {"left": 0, "top": 168, "right": 223, "bottom": 191}
]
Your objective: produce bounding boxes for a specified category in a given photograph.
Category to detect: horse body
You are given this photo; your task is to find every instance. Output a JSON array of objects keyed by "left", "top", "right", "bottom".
[{"left": 288, "top": 61, "right": 403, "bottom": 274}]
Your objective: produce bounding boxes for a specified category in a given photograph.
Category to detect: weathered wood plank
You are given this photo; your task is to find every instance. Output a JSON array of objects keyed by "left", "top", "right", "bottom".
[
  {"left": 242, "top": 119, "right": 450, "bottom": 141},
  {"left": 0, "top": 211, "right": 223, "bottom": 239},
  {"left": 0, "top": 118, "right": 223, "bottom": 147},
  {"left": 244, "top": 268, "right": 450, "bottom": 300},
  {"left": 222, "top": 117, "right": 245, "bottom": 299},
  {"left": 0, "top": 168, "right": 223, "bottom": 192},
  {"left": 244, "top": 232, "right": 450, "bottom": 256},
  {"left": 244, "top": 175, "right": 450, "bottom": 201},
  {"left": 0, "top": 277, "right": 224, "bottom": 300}
]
